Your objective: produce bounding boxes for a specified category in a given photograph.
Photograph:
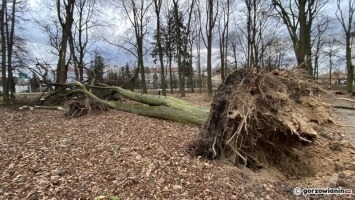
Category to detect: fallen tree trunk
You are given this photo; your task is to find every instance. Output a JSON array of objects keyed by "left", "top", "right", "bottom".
[
  {"left": 63, "top": 69, "right": 337, "bottom": 177},
  {"left": 69, "top": 82, "right": 209, "bottom": 125}
]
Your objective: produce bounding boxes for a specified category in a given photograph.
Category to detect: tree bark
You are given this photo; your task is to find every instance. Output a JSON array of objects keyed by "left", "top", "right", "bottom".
[
  {"left": 345, "top": 36, "right": 354, "bottom": 92},
  {"left": 206, "top": 0, "right": 217, "bottom": 96},
  {"left": 6, "top": 0, "right": 16, "bottom": 98},
  {"left": 172, "top": 0, "right": 185, "bottom": 97},
  {"left": 56, "top": 0, "right": 75, "bottom": 90},
  {"left": 0, "top": 0, "right": 8, "bottom": 104},
  {"left": 153, "top": 0, "right": 166, "bottom": 96},
  {"left": 72, "top": 82, "right": 209, "bottom": 125},
  {"left": 336, "top": 0, "right": 354, "bottom": 93}
]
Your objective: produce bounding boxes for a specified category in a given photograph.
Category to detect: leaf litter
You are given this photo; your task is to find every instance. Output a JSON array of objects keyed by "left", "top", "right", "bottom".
[{"left": 0, "top": 94, "right": 354, "bottom": 199}]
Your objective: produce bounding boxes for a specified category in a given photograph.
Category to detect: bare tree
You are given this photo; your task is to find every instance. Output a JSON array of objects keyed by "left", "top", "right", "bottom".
[
  {"left": 229, "top": 1, "right": 279, "bottom": 71},
  {"left": 55, "top": 0, "right": 75, "bottom": 90},
  {"left": 312, "top": 15, "right": 331, "bottom": 80},
  {"left": 1, "top": 0, "right": 7, "bottom": 103},
  {"left": 5, "top": 0, "right": 17, "bottom": 98},
  {"left": 201, "top": 0, "right": 219, "bottom": 96},
  {"left": 120, "top": 0, "right": 152, "bottom": 94},
  {"left": 227, "top": 30, "right": 239, "bottom": 69},
  {"left": 69, "top": 0, "right": 97, "bottom": 82},
  {"left": 170, "top": 0, "right": 188, "bottom": 97},
  {"left": 336, "top": 0, "right": 355, "bottom": 93},
  {"left": 0, "top": 0, "right": 26, "bottom": 103},
  {"left": 272, "top": 0, "right": 329, "bottom": 75},
  {"left": 152, "top": 0, "right": 166, "bottom": 96},
  {"left": 245, "top": 0, "right": 254, "bottom": 68},
  {"left": 43, "top": 22, "right": 62, "bottom": 56},
  {"left": 323, "top": 38, "right": 339, "bottom": 88},
  {"left": 181, "top": 0, "right": 196, "bottom": 94},
  {"left": 194, "top": 2, "right": 203, "bottom": 92},
  {"left": 217, "top": 0, "right": 232, "bottom": 81},
  {"left": 263, "top": 36, "right": 293, "bottom": 69}
]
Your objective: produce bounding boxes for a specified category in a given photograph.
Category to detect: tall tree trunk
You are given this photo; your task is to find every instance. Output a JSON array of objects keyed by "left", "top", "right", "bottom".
[
  {"left": 153, "top": 0, "right": 166, "bottom": 96},
  {"left": 346, "top": 36, "right": 354, "bottom": 92},
  {"left": 197, "top": 29, "right": 202, "bottom": 93},
  {"left": 172, "top": 1, "right": 185, "bottom": 97},
  {"left": 246, "top": 0, "right": 251, "bottom": 68},
  {"left": 181, "top": 0, "right": 195, "bottom": 94},
  {"left": 137, "top": 38, "right": 147, "bottom": 94},
  {"left": 68, "top": 31, "right": 79, "bottom": 81},
  {"left": 6, "top": 0, "right": 16, "bottom": 98},
  {"left": 56, "top": 31, "right": 70, "bottom": 88},
  {"left": 177, "top": 51, "right": 185, "bottom": 96},
  {"left": 336, "top": 0, "right": 354, "bottom": 93},
  {"left": 189, "top": 48, "right": 194, "bottom": 92},
  {"left": 328, "top": 51, "right": 333, "bottom": 89},
  {"left": 168, "top": 55, "right": 173, "bottom": 93},
  {"left": 219, "top": 35, "right": 225, "bottom": 81},
  {"left": 207, "top": 37, "right": 212, "bottom": 96},
  {"left": 206, "top": 0, "right": 216, "bottom": 96},
  {"left": 0, "top": 0, "right": 8, "bottom": 104},
  {"left": 5, "top": 5, "right": 13, "bottom": 97},
  {"left": 56, "top": 0, "right": 75, "bottom": 90}
]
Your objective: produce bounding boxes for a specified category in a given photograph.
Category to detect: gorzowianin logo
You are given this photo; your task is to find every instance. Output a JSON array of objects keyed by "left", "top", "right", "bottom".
[
  {"left": 293, "top": 187, "right": 302, "bottom": 196},
  {"left": 293, "top": 187, "right": 353, "bottom": 196}
]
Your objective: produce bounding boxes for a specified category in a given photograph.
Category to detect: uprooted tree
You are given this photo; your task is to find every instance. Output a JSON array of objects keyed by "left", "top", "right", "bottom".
[
  {"left": 54, "top": 68, "right": 335, "bottom": 175},
  {"left": 188, "top": 68, "right": 335, "bottom": 176}
]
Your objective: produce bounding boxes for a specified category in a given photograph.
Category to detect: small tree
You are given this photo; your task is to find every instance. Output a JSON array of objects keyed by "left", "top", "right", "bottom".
[
  {"left": 164, "top": 2, "right": 192, "bottom": 96},
  {"left": 152, "top": 72, "right": 159, "bottom": 89},
  {"left": 89, "top": 51, "right": 106, "bottom": 82},
  {"left": 336, "top": 0, "right": 355, "bottom": 93},
  {"left": 30, "top": 74, "right": 41, "bottom": 92},
  {"left": 152, "top": 0, "right": 166, "bottom": 95},
  {"left": 106, "top": 70, "right": 119, "bottom": 86},
  {"left": 119, "top": 0, "right": 152, "bottom": 94},
  {"left": 201, "top": 0, "right": 219, "bottom": 96}
]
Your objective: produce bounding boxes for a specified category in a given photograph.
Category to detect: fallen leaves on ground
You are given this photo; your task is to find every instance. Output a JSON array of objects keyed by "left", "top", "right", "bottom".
[{"left": 0, "top": 105, "right": 354, "bottom": 199}]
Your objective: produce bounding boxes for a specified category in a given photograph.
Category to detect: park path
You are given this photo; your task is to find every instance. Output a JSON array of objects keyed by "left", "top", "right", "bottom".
[{"left": 333, "top": 98, "right": 355, "bottom": 143}]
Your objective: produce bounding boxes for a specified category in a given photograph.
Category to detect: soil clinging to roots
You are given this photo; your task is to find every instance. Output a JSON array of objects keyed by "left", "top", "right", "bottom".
[
  {"left": 66, "top": 100, "right": 109, "bottom": 118},
  {"left": 188, "top": 68, "right": 335, "bottom": 176}
]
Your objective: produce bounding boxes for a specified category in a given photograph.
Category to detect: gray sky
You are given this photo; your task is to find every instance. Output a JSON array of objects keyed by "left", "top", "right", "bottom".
[{"left": 22, "top": 0, "right": 351, "bottom": 75}]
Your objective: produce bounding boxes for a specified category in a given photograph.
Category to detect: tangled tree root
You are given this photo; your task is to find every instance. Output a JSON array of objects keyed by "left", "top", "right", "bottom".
[
  {"left": 188, "top": 68, "right": 335, "bottom": 176},
  {"left": 65, "top": 100, "right": 109, "bottom": 118}
]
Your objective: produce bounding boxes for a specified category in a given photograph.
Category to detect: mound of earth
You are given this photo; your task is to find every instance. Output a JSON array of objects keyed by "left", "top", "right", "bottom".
[{"left": 189, "top": 68, "right": 336, "bottom": 177}]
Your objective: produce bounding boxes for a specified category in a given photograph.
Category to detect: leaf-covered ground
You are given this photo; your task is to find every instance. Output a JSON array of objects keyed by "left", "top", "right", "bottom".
[{"left": 0, "top": 93, "right": 354, "bottom": 199}]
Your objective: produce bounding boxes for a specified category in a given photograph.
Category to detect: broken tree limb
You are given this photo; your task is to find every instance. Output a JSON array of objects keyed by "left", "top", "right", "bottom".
[
  {"left": 333, "top": 105, "right": 355, "bottom": 110},
  {"left": 338, "top": 97, "right": 355, "bottom": 103},
  {"left": 35, "top": 106, "right": 65, "bottom": 110},
  {"left": 19, "top": 105, "right": 65, "bottom": 110}
]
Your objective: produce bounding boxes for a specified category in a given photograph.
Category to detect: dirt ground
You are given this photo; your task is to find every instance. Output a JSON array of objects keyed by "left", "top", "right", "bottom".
[{"left": 0, "top": 93, "right": 354, "bottom": 199}]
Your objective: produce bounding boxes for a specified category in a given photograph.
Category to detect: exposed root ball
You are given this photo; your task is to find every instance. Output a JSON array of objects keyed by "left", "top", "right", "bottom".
[
  {"left": 188, "top": 68, "right": 334, "bottom": 176},
  {"left": 66, "top": 100, "right": 109, "bottom": 118}
]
